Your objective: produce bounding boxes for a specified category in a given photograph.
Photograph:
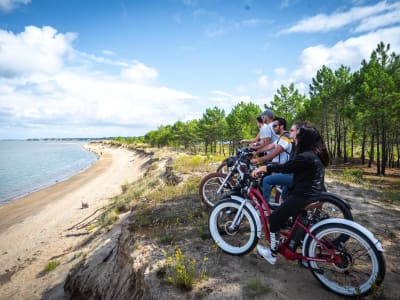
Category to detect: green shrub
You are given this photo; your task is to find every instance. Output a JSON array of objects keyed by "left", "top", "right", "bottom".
[
  {"left": 164, "top": 246, "right": 208, "bottom": 290},
  {"left": 342, "top": 168, "right": 363, "bottom": 184},
  {"left": 44, "top": 260, "right": 59, "bottom": 273},
  {"left": 242, "top": 277, "right": 271, "bottom": 298}
]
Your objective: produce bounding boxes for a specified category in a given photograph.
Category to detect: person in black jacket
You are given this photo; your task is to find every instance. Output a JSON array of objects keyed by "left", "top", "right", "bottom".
[{"left": 251, "top": 125, "right": 329, "bottom": 264}]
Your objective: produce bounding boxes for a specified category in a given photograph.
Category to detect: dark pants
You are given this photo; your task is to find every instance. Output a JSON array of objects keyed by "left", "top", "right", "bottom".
[{"left": 269, "top": 194, "right": 314, "bottom": 232}]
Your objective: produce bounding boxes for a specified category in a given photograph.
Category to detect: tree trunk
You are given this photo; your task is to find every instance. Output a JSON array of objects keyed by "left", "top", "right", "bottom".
[
  {"left": 368, "top": 134, "right": 374, "bottom": 168},
  {"left": 375, "top": 120, "right": 381, "bottom": 175},
  {"left": 388, "top": 145, "right": 393, "bottom": 168},
  {"left": 350, "top": 132, "right": 354, "bottom": 158},
  {"left": 324, "top": 115, "right": 332, "bottom": 159},
  {"left": 361, "top": 127, "right": 367, "bottom": 165},
  {"left": 381, "top": 124, "right": 387, "bottom": 175},
  {"left": 335, "top": 112, "right": 341, "bottom": 159},
  {"left": 343, "top": 125, "right": 348, "bottom": 163}
]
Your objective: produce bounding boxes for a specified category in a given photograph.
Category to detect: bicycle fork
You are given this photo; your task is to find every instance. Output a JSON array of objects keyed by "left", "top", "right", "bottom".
[{"left": 228, "top": 200, "right": 247, "bottom": 231}]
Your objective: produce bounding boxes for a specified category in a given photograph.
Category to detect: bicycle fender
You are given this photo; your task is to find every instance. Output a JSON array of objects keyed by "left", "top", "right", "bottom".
[
  {"left": 230, "top": 195, "right": 262, "bottom": 238},
  {"left": 302, "top": 218, "right": 384, "bottom": 255},
  {"left": 319, "top": 192, "right": 352, "bottom": 209}
]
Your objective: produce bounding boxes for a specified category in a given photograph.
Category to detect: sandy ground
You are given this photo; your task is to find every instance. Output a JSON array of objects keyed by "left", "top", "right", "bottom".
[{"left": 0, "top": 143, "right": 149, "bottom": 300}]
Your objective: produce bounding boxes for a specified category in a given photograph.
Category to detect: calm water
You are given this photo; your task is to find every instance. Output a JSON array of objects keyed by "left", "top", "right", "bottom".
[{"left": 0, "top": 141, "right": 98, "bottom": 205}]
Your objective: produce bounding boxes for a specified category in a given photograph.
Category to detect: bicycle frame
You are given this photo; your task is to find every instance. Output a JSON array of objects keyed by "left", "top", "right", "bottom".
[
  {"left": 215, "top": 154, "right": 250, "bottom": 195},
  {"left": 242, "top": 182, "right": 341, "bottom": 264}
]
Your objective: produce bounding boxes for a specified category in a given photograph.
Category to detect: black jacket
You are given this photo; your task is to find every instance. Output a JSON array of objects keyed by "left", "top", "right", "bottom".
[{"left": 268, "top": 151, "right": 325, "bottom": 197}]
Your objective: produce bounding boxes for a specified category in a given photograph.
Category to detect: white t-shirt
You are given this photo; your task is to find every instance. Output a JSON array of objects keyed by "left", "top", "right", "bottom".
[
  {"left": 272, "top": 134, "right": 292, "bottom": 164},
  {"left": 259, "top": 123, "right": 278, "bottom": 154}
]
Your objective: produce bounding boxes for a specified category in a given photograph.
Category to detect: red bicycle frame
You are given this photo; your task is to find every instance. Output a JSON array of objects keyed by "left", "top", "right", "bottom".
[{"left": 246, "top": 184, "right": 341, "bottom": 264}]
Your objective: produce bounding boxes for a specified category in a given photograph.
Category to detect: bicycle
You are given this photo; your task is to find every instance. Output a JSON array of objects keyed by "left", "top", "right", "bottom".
[
  {"left": 200, "top": 153, "right": 353, "bottom": 227},
  {"left": 199, "top": 146, "right": 252, "bottom": 207},
  {"left": 208, "top": 175, "right": 385, "bottom": 297}
]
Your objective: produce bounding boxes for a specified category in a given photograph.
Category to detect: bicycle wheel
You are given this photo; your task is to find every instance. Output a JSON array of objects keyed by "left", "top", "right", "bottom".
[
  {"left": 216, "top": 161, "right": 228, "bottom": 174},
  {"left": 312, "top": 196, "right": 353, "bottom": 222},
  {"left": 199, "top": 173, "right": 235, "bottom": 208},
  {"left": 305, "top": 223, "right": 385, "bottom": 297},
  {"left": 208, "top": 198, "right": 259, "bottom": 255}
]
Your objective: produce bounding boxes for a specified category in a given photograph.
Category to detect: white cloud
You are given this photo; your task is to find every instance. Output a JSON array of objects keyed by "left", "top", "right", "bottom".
[
  {"left": 0, "top": 26, "right": 196, "bottom": 138},
  {"left": 0, "top": 0, "right": 30, "bottom": 12},
  {"left": 0, "top": 26, "right": 76, "bottom": 77},
  {"left": 101, "top": 50, "right": 116, "bottom": 56},
  {"left": 274, "top": 67, "right": 287, "bottom": 77},
  {"left": 120, "top": 62, "right": 158, "bottom": 83},
  {"left": 290, "top": 26, "right": 400, "bottom": 86},
  {"left": 280, "top": 1, "right": 400, "bottom": 34},
  {"left": 207, "top": 90, "right": 251, "bottom": 112},
  {"left": 355, "top": 8, "right": 400, "bottom": 33},
  {"left": 257, "top": 75, "right": 268, "bottom": 89}
]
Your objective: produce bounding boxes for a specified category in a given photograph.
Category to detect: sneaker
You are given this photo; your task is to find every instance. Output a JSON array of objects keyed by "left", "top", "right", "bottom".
[
  {"left": 256, "top": 245, "right": 277, "bottom": 265},
  {"left": 268, "top": 196, "right": 282, "bottom": 207}
]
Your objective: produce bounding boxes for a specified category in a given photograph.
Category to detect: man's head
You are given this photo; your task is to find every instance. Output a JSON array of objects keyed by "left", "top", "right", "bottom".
[
  {"left": 260, "top": 109, "right": 274, "bottom": 123},
  {"left": 272, "top": 117, "right": 287, "bottom": 135}
]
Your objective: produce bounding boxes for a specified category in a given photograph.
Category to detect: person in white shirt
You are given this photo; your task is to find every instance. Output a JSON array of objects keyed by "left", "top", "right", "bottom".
[
  {"left": 240, "top": 116, "right": 265, "bottom": 145},
  {"left": 251, "top": 117, "right": 291, "bottom": 165},
  {"left": 249, "top": 109, "right": 278, "bottom": 154}
]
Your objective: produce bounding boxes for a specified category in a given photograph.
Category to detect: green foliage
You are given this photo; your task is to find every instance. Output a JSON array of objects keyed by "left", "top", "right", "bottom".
[
  {"left": 100, "top": 209, "right": 119, "bottom": 226},
  {"left": 342, "top": 168, "right": 364, "bottom": 184},
  {"left": 173, "top": 155, "right": 209, "bottom": 173},
  {"left": 384, "top": 189, "right": 400, "bottom": 203},
  {"left": 44, "top": 260, "right": 59, "bottom": 273},
  {"left": 367, "top": 283, "right": 387, "bottom": 300},
  {"left": 242, "top": 277, "right": 271, "bottom": 299},
  {"left": 270, "top": 83, "right": 307, "bottom": 126},
  {"left": 159, "top": 233, "right": 175, "bottom": 245},
  {"left": 113, "top": 136, "right": 144, "bottom": 144},
  {"left": 164, "top": 246, "right": 208, "bottom": 290}
]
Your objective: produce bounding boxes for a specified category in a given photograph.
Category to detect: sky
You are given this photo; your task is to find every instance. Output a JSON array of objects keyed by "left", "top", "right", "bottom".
[{"left": 0, "top": 0, "right": 400, "bottom": 139}]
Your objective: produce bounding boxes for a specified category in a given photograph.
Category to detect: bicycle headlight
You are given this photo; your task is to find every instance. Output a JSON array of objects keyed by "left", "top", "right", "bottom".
[{"left": 226, "top": 157, "right": 235, "bottom": 167}]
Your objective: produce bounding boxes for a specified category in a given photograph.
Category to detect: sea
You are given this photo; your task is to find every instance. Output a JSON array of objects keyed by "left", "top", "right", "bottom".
[{"left": 0, "top": 140, "right": 99, "bottom": 205}]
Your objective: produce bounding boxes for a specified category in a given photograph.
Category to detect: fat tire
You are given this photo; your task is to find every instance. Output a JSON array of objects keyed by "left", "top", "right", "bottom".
[
  {"left": 208, "top": 198, "right": 259, "bottom": 255},
  {"left": 199, "top": 173, "right": 235, "bottom": 208},
  {"left": 304, "top": 223, "right": 385, "bottom": 297}
]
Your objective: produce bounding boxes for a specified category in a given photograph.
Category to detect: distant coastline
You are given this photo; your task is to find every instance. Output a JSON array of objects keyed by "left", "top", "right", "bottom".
[{"left": 0, "top": 137, "right": 114, "bottom": 141}]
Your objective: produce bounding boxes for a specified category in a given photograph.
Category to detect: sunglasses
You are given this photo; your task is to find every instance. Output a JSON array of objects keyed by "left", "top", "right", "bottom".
[{"left": 272, "top": 124, "right": 279, "bottom": 128}]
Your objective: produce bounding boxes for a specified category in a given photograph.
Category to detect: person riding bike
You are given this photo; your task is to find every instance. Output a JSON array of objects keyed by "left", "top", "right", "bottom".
[
  {"left": 249, "top": 109, "right": 278, "bottom": 155},
  {"left": 259, "top": 121, "right": 302, "bottom": 206},
  {"left": 240, "top": 115, "right": 264, "bottom": 145},
  {"left": 251, "top": 125, "right": 329, "bottom": 264},
  {"left": 250, "top": 117, "right": 293, "bottom": 206}
]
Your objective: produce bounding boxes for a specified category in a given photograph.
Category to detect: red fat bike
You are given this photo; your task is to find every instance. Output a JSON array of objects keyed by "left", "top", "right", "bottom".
[{"left": 208, "top": 175, "right": 385, "bottom": 297}]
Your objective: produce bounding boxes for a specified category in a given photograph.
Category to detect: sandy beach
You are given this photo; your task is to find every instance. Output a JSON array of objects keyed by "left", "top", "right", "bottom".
[{"left": 0, "top": 143, "right": 150, "bottom": 299}]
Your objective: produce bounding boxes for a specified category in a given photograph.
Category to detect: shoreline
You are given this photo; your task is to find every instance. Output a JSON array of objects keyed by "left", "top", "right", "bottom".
[
  {"left": 0, "top": 143, "right": 151, "bottom": 299},
  {"left": 0, "top": 146, "right": 106, "bottom": 233},
  {"left": 0, "top": 142, "right": 100, "bottom": 207}
]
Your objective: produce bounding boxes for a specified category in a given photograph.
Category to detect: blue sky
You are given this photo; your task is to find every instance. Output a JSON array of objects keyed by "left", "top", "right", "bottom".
[{"left": 0, "top": 0, "right": 399, "bottom": 139}]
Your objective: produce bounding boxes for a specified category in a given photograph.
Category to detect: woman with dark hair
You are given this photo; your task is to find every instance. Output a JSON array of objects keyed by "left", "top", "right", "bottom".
[{"left": 251, "top": 125, "right": 328, "bottom": 264}]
